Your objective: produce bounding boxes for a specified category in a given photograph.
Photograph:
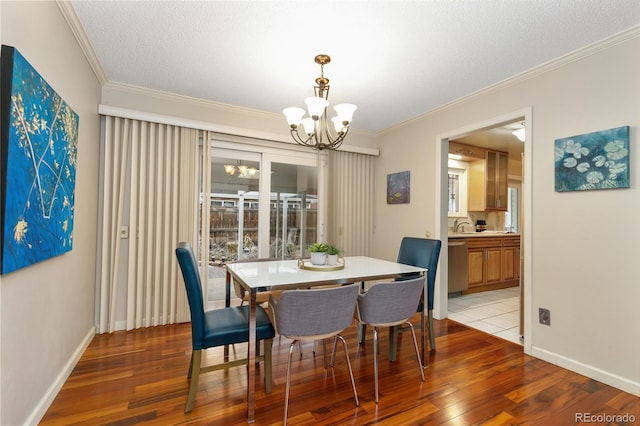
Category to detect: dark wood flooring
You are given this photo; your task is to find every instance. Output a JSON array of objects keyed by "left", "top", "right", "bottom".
[{"left": 40, "top": 317, "right": 639, "bottom": 425}]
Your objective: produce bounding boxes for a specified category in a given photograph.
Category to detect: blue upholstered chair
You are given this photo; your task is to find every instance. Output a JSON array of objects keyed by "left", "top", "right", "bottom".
[
  {"left": 268, "top": 284, "right": 360, "bottom": 425},
  {"left": 390, "top": 237, "right": 442, "bottom": 360},
  {"left": 175, "top": 242, "right": 275, "bottom": 413},
  {"left": 356, "top": 277, "right": 426, "bottom": 402}
]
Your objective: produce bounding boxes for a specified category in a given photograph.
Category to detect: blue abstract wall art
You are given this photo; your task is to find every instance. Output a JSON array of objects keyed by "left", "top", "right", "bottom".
[
  {"left": 554, "top": 126, "right": 629, "bottom": 192},
  {"left": 1, "top": 45, "right": 79, "bottom": 274}
]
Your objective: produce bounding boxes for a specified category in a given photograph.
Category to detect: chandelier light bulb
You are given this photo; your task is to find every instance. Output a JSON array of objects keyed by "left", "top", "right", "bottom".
[
  {"left": 283, "top": 107, "right": 305, "bottom": 127},
  {"left": 331, "top": 116, "right": 345, "bottom": 133},
  {"left": 223, "top": 164, "right": 236, "bottom": 175},
  {"left": 334, "top": 103, "right": 357, "bottom": 124},
  {"left": 301, "top": 117, "right": 315, "bottom": 135},
  {"left": 305, "top": 97, "right": 329, "bottom": 119}
]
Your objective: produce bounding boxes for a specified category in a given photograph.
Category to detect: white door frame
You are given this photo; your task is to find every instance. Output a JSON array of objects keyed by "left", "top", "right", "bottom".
[{"left": 434, "top": 107, "right": 533, "bottom": 354}]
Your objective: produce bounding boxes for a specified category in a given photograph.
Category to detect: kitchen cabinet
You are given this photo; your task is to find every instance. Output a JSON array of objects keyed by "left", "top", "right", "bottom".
[
  {"left": 468, "top": 148, "right": 509, "bottom": 211},
  {"left": 464, "top": 235, "right": 520, "bottom": 294}
]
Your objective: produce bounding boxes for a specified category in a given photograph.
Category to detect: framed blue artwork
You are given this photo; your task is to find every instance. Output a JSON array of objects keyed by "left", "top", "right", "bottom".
[
  {"left": 554, "top": 126, "right": 629, "bottom": 192},
  {"left": 1, "top": 45, "right": 79, "bottom": 274},
  {"left": 387, "top": 170, "right": 410, "bottom": 204}
]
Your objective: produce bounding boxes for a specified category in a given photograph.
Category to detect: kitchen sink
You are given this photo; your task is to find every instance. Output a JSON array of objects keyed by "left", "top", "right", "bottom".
[{"left": 449, "top": 230, "right": 518, "bottom": 237}]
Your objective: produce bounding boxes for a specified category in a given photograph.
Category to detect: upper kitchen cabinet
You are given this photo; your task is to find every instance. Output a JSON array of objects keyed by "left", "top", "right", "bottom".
[{"left": 468, "top": 148, "right": 509, "bottom": 212}]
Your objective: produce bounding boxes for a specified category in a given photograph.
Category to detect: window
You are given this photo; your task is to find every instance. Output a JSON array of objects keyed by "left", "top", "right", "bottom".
[
  {"left": 504, "top": 184, "right": 520, "bottom": 233},
  {"left": 448, "top": 160, "right": 469, "bottom": 217}
]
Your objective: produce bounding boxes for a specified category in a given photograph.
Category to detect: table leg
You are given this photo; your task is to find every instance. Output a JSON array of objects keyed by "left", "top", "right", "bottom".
[
  {"left": 224, "top": 270, "right": 231, "bottom": 360},
  {"left": 246, "top": 287, "right": 257, "bottom": 423}
]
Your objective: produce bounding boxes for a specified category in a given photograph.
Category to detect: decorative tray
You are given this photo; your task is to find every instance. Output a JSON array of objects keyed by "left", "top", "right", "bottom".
[{"left": 298, "top": 257, "right": 345, "bottom": 271}]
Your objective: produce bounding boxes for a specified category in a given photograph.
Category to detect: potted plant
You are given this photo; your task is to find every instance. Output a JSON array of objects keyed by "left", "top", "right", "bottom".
[
  {"left": 326, "top": 244, "right": 342, "bottom": 266},
  {"left": 308, "top": 242, "right": 329, "bottom": 265}
]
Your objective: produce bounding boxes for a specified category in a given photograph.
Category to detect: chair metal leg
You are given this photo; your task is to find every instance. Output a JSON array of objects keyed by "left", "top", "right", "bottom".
[
  {"left": 335, "top": 334, "right": 359, "bottom": 407},
  {"left": 389, "top": 325, "right": 399, "bottom": 362},
  {"left": 428, "top": 309, "right": 436, "bottom": 351},
  {"left": 358, "top": 323, "right": 367, "bottom": 344},
  {"left": 185, "top": 350, "right": 202, "bottom": 413},
  {"left": 389, "top": 310, "right": 435, "bottom": 362},
  {"left": 284, "top": 340, "right": 298, "bottom": 426},
  {"left": 373, "top": 327, "right": 380, "bottom": 403},
  {"left": 329, "top": 336, "right": 338, "bottom": 368},
  {"left": 264, "top": 338, "right": 273, "bottom": 394},
  {"left": 323, "top": 338, "right": 328, "bottom": 368},
  {"left": 405, "top": 321, "right": 425, "bottom": 382}
]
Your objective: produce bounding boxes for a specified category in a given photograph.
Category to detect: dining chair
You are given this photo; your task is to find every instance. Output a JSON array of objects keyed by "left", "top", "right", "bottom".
[
  {"left": 175, "top": 242, "right": 275, "bottom": 413},
  {"left": 268, "top": 284, "right": 360, "bottom": 425},
  {"left": 389, "top": 237, "right": 441, "bottom": 360},
  {"left": 356, "top": 277, "right": 426, "bottom": 403}
]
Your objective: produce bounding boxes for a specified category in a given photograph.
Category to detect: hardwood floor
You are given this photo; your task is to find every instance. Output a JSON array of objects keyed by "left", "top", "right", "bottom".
[{"left": 41, "top": 317, "right": 639, "bottom": 425}]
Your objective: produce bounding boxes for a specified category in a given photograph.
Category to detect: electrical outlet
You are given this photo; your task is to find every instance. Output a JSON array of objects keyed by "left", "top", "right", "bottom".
[
  {"left": 425, "top": 230, "right": 431, "bottom": 238},
  {"left": 120, "top": 226, "right": 129, "bottom": 239},
  {"left": 539, "top": 308, "right": 551, "bottom": 326}
]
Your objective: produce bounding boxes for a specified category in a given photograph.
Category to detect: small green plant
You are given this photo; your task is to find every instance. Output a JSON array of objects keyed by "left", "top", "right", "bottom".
[
  {"left": 327, "top": 244, "right": 342, "bottom": 255},
  {"left": 308, "top": 242, "right": 329, "bottom": 253}
]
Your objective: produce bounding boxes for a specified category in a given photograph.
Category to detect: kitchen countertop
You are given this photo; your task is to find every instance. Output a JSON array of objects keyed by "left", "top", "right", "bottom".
[{"left": 448, "top": 231, "right": 520, "bottom": 238}]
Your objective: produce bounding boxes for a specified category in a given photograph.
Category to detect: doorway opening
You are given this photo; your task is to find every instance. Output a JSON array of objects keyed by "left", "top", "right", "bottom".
[{"left": 435, "top": 108, "right": 532, "bottom": 352}]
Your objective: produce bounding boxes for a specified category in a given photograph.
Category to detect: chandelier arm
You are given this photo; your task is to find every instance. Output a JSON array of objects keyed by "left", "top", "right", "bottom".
[
  {"left": 289, "top": 128, "right": 315, "bottom": 147},
  {"left": 319, "top": 114, "right": 349, "bottom": 145}
]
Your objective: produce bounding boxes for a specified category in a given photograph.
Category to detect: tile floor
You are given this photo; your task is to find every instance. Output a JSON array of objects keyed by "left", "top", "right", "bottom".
[{"left": 447, "top": 286, "right": 523, "bottom": 345}]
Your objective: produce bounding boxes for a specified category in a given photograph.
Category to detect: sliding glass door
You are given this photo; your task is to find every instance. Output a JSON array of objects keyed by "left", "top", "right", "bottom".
[
  {"left": 205, "top": 146, "right": 321, "bottom": 305},
  {"left": 269, "top": 162, "right": 318, "bottom": 259},
  {"left": 209, "top": 150, "right": 261, "bottom": 263}
]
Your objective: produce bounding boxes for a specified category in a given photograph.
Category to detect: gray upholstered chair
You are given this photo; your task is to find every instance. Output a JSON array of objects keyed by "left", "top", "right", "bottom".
[
  {"left": 175, "top": 243, "right": 275, "bottom": 413},
  {"left": 268, "top": 284, "right": 360, "bottom": 425},
  {"left": 355, "top": 276, "right": 426, "bottom": 403}
]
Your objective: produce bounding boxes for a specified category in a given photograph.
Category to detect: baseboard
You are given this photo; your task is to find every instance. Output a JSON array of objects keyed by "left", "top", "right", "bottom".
[
  {"left": 531, "top": 346, "right": 640, "bottom": 396},
  {"left": 26, "top": 326, "right": 96, "bottom": 425}
]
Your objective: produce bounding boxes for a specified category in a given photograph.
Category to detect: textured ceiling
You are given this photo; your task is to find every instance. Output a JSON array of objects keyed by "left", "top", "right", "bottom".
[{"left": 70, "top": 1, "right": 640, "bottom": 132}]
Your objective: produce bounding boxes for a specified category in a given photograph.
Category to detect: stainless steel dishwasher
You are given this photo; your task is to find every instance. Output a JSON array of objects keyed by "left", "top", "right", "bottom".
[{"left": 448, "top": 239, "right": 468, "bottom": 293}]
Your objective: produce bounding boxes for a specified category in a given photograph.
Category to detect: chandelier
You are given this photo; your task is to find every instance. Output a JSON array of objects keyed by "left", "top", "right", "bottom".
[
  {"left": 223, "top": 163, "right": 258, "bottom": 178},
  {"left": 282, "top": 54, "right": 357, "bottom": 151}
]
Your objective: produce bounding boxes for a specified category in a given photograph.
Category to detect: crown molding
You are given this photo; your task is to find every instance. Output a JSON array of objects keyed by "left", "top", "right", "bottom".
[
  {"left": 382, "top": 24, "right": 640, "bottom": 135},
  {"left": 57, "top": 0, "right": 108, "bottom": 85}
]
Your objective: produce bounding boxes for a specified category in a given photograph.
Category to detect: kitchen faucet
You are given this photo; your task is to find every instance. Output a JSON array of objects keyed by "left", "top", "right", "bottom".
[{"left": 454, "top": 218, "right": 471, "bottom": 232}]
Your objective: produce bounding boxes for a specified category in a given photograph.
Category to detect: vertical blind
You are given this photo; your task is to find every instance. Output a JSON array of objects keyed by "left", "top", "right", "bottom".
[
  {"left": 97, "top": 116, "right": 203, "bottom": 333},
  {"left": 327, "top": 150, "right": 376, "bottom": 256}
]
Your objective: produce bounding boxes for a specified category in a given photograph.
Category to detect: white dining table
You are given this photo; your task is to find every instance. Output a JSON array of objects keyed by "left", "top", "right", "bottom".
[{"left": 225, "top": 255, "right": 427, "bottom": 423}]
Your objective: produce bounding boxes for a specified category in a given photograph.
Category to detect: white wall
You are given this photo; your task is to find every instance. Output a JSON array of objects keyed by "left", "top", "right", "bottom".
[
  {"left": 374, "top": 29, "right": 640, "bottom": 395},
  {"left": 0, "top": 2, "right": 101, "bottom": 424}
]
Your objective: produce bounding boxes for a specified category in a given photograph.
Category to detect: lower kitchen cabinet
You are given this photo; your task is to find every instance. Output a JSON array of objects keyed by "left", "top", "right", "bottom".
[{"left": 464, "top": 235, "right": 520, "bottom": 294}]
